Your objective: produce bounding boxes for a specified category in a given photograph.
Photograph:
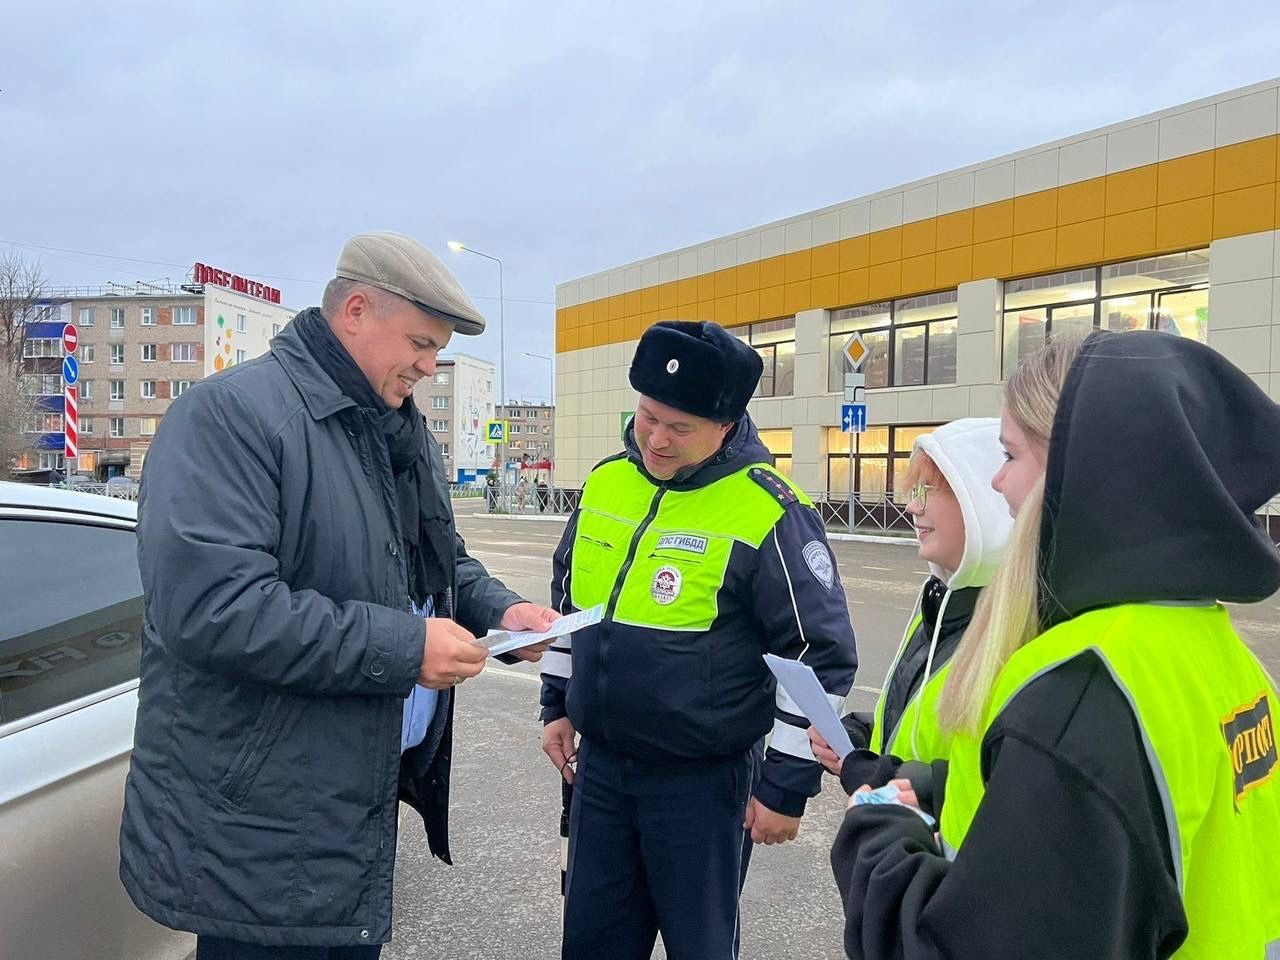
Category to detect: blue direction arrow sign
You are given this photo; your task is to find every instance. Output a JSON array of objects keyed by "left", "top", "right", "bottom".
[
  {"left": 840, "top": 402, "right": 867, "bottom": 433},
  {"left": 62, "top": 355, "right": 79, "bottom": 386}
]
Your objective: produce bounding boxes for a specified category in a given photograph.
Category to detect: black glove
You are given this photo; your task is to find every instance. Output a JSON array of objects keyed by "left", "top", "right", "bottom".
[{"left": 841, "top": 711, "right": 873, "bottom": 750}]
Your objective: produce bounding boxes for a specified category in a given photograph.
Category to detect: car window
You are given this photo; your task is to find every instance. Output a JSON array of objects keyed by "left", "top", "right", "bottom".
[{"left": 0, "top": 518, "right": 143, "bottom": 726}]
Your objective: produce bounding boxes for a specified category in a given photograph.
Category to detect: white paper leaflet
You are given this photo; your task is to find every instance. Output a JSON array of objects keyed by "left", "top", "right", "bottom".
[{"left": 479, "top": 604, "right": 605, "bottom": 658}]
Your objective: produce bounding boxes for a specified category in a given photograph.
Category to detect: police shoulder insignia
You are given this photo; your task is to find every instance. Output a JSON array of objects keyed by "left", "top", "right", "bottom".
[
  {"left": 802, "top": 540, "right": 835, "bottom": 590},
  {"left": 749, "top": 467, "right": 799, "bottom": 507},
  {"left": 1221, "top": 691, "right": 1277, "bottom": 808}
]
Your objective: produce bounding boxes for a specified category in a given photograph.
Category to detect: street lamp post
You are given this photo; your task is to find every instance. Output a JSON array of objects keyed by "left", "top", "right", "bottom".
[
  {"left": 521, "top": 350, "right": 554, "bottom": 406},
  {"left": 521, "top": 350, "right": 555, "bottom": 490},
  {"left": 447, "top": 241, "right": 505, "bottom": 472}
]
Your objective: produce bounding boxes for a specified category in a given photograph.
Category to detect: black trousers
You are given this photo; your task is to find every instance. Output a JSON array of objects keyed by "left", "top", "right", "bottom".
[
  {"left": 562, "top": 738, "right": 760, "bottom": 960},
  {"left": 195, "top": 936, "right": 382, "bottom": 959}
]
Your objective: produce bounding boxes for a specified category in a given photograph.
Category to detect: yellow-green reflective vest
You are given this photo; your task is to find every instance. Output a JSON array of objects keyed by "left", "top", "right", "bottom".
[
  {"left": 941, "top": 603, "right": 1280, "bottom": 958},
  {"left": 570, "top": 457, "right": 809, "bottom": 628},
  {"left": 868, "top": 612, "right": 954, "bottom": 763}
]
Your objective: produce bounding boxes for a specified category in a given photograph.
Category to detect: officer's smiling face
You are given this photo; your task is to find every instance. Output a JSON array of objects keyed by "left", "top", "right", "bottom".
[{"left": 634, "top": 396, "right": 732, "bottom": 480}]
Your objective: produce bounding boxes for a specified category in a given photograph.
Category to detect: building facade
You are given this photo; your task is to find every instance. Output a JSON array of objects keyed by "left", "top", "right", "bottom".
[
  {"left": 412, "top": 353, "right": 497, "bottom": 483},
  {"left": 553, "top": 78, "right": 1280, "bottom": 500},
  {"left": 17, "top": 275, "right": 294, "bottom": 480},
  {"left": 497, "top": 402, "right": 556, "bottom": 469}
]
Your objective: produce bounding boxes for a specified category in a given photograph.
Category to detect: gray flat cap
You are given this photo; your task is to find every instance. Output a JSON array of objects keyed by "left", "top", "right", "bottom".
[{"left": 335, "top": 231, "right": 486, "bottom": 335}]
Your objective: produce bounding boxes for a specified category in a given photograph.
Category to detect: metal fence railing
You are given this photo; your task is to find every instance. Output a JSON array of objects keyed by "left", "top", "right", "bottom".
[
  {"left": 481, "top": 486, "right": 1280, "bottom": 542},
  {"left": 47, "top": 479, "right": 140, "bottom": 501},
  {"left": 479, "top": 484, "right": 582, "bottom": 516},
  {"left": 1260, "top": 497, "right": 1280, "bottom": 545},
  {"left": 473, "top": 482, "right": 914, "bottom": 535},
  {"left": 812, "top": 492, "right": 915, "bottom": 535}
]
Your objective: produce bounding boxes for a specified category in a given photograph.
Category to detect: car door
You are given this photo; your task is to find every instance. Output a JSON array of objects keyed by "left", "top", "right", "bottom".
[{"left": 0, "top": 503, "right": 193, "bottom": 960}]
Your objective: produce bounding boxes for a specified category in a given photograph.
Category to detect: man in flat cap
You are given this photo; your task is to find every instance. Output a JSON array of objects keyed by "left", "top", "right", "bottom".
[
  {"left": 540, "top": 320, "right": 859, "bottom": 959},
  {"left": 120, "top": 232, "right": 558, "bottom": 958}
]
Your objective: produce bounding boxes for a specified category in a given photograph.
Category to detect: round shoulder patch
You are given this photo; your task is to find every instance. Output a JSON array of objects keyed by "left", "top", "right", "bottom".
[{"left": 802, "top": 540, "right": 835, "bottom": 590}]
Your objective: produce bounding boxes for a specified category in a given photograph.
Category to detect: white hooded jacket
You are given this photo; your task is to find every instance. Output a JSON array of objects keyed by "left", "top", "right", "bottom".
[{"left": 874, "top": 417, "right": 1012, "bottom": 756}]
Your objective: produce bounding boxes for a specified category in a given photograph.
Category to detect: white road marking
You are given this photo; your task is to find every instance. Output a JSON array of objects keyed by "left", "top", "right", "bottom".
[{"left": 483, "top": 665, "right": 542, "bottom": 684}]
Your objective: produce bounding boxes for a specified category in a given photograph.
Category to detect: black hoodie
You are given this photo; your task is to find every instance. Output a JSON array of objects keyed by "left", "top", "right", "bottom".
[{"left": 829, "top": 331, "right": 1280, "bottom": 960}]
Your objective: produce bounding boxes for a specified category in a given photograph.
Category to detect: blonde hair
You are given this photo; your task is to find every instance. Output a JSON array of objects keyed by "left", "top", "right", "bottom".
[{"left": 937, "top": 334, "right": 1087, "bottom": 734}]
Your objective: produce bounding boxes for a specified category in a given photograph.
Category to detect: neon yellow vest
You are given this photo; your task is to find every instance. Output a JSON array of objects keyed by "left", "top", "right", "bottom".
[
  {"left": 570, "top": 457, "right": 810, "bottom": 628},
  {"left": 869, "top": 612, "right": 954, "bottom": 763},
  {"left": 941, "top": 604, "right": 1280, "bottom": 958}
]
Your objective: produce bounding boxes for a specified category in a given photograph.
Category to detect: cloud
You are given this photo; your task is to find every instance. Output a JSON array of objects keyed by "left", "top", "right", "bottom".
[{"left": 3, "top": 0, "right": 1278, "bottom": 405}]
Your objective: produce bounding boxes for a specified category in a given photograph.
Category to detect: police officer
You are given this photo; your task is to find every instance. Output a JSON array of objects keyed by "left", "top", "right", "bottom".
[{"left": 540, "top": 320, "right": 858, "bottom": 960}]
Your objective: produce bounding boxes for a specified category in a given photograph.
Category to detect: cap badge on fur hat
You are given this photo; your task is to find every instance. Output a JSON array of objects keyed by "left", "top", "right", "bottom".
[{"left": 629, "top": 320, "right": 764, "bottom": 423}]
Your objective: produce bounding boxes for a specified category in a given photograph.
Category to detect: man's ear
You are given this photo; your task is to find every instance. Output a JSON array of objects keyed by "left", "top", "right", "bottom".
[{"left": 338, "top": 290, "right": 375, "bottom": 335}]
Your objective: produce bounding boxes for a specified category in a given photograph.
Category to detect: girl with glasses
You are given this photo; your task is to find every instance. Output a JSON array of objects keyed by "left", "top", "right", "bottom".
[{"left": 809, "top": 418, "right": 1012, "bottom": 822}]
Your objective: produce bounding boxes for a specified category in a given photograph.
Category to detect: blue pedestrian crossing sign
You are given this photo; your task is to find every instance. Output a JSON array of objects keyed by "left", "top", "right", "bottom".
[
  {"left": 485, "top": 419, "right": 507, "bottom": 443},
  {"left": 841, "top": 403, "right": 867, "bottom": 433},
  {"left": 62, "top": 355, "right": 79, "bottom": 386}
]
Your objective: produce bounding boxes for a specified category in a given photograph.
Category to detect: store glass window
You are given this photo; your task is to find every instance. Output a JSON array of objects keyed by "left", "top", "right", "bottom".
[
  {"left": 827, "top": 424, "right": 940, "bottom": 496},
  {"left": 1002, "top": 250, "right": 1208, "bottom": 377},
  {"left": 730, "top": 317, "right": 796, "bottom": 398},
  {"left": 757, "top": 428, "right": 793, "bottom": 477},
  {"left": 830, "top": 291, "right": 957, "bottom": 391}
]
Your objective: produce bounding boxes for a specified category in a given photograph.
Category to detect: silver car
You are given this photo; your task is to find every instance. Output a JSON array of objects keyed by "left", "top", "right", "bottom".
[{"left": 0, "top": 482, "right": 192, "bottom": 960}]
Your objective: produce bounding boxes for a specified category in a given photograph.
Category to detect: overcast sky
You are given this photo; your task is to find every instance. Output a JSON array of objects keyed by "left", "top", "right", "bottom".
[{"left": 4, "top": 1, "right": 1278, "bottom": 403}]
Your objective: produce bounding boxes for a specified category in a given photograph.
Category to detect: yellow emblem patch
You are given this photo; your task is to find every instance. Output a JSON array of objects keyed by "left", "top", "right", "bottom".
[{"left": 1221, "top": 691, "right": 1277, "bottom": 808}]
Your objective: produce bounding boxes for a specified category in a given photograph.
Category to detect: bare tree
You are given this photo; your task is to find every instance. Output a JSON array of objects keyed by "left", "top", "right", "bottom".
[
  {"left": 0, "top": 251, "right": 48, "bottom": 374},
  {"left": 0, "top": 360, "right": 35, "bottom": 479},
  {"left": 0, "top": 252, "right": 49, "bottom": 477}
]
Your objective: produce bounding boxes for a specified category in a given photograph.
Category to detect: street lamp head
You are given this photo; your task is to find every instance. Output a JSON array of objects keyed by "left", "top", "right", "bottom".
[{"left": 447, "top": 240, "right": 464, "bottom": 253}]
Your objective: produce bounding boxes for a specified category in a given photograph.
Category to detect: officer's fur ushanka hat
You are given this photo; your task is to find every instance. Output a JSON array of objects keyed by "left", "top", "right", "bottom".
[{"left": 628, "top": 320, "right": 764, "bottom": 423}]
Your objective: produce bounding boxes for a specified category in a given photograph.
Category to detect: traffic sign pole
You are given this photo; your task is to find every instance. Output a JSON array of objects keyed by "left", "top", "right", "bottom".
[
  {"left": 837, "top": 335, "right": 875, "bottom": 529},
  {"left": 848, "top": 437, "right": 854, "bottom": 532},
  {"left": 64, "top": 385, "right": 78, "bottom": 458},
  {"left": 62, "top": 322, "right": 79, "bottom": 483},
  {"left": 838, "top": 398, "right": 869, "bottom": 533}
]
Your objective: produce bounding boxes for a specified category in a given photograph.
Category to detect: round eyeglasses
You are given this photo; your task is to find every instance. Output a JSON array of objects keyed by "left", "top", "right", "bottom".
[{"left": 906, "top": 481, "right": 935, "bottom": 509}]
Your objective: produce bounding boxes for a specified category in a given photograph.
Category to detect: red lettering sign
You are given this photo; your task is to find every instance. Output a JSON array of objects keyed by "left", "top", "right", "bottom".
[{"left": 192, "top": 262, "right": 281, "bottom": 304}]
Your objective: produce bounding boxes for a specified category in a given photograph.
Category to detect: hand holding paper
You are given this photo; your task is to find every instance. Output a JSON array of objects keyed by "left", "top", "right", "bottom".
[
  {"left": 763, "top": 653, "right": 855, "bottom": 760},
  {"left": 480, "top": 604, "right": 605, "bottom": 658}
]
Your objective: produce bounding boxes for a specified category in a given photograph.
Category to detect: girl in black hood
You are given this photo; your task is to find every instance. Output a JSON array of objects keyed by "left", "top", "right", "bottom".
[{"left": 829, "top": 331, "right": 1280, "bottom": 960}]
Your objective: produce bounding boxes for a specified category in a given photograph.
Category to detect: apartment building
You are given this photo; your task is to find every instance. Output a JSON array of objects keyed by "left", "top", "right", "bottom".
[{"left": 17, "top": 268, "right": 294, "bottom": 480}]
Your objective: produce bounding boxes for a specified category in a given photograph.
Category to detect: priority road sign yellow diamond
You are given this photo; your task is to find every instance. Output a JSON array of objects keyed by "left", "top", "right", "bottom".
[{"left": 843, "top": 332, "right": 869, "bottom": 370}]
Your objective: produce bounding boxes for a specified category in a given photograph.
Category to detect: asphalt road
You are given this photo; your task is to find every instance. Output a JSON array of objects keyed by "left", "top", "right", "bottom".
[{"left": 381, "top": 498, "right": 1280, "bottom": 960}]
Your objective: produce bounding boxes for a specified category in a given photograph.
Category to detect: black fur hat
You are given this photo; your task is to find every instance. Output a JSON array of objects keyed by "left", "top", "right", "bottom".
[{"left": 628, "top": 320, "right": 763, "bottom": 423}]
